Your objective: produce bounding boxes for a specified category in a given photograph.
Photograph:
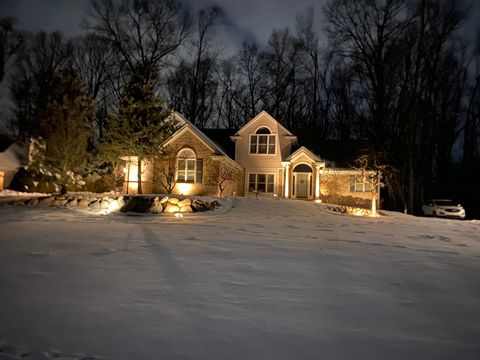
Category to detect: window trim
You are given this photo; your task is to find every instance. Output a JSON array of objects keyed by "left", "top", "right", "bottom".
[
  {"left": 249, "top": 134, "right": 276, "bottom": 155},
  {"left": 350, "top": 175, "right": 373, "bottom": 192},
  {"left": 248, "top": 172, "right": 276, "bottom": 194},
  {"left": 176, "top": 148, "right": 196, "bottom": 184},
  {"left": 249, "top": 126, "right": 276, "bottom": 155}
]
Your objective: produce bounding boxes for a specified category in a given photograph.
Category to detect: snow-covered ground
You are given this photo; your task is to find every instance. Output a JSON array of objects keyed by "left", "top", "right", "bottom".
[{"left": 0, "top": 198, "right": 479, "bottom": 360}]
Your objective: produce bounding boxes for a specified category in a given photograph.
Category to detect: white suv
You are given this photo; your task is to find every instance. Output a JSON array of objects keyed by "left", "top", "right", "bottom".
[{"left": 422, "top": 199, "right": 466, "bottom": 219}]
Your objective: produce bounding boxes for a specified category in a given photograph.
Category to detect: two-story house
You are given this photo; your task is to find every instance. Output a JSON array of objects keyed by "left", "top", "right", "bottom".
[{"left": 122, "top": 111, "right": 378, "bottom": 208}]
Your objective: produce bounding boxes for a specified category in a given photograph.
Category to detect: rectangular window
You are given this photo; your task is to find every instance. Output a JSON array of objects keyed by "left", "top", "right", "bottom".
[
  {"left": 268, "top": 136, "right": 275, "bottom": 154},
  {"left": 177, "top": 159, "right": 197, "bottom": 183},
  {"left": 250, "top": 136, "right": 257, "bottom": 153},
  {"left": 249, "top": 173, "right": 275, "bottom": 194},
  {"left": 249, "top": 174, "right": 256, "bottom": 192},
  {"left": 177, "top": 159, "right": 186, "bottom": 182},
  {"left": 186, "top": 159, "right": 195, "bottom": 183},
  {"left": 350, "top": 175, "right": 373, "bottom": 192},
  {"left": 250, "top": 135, "right": 276, "bottom": 154}
]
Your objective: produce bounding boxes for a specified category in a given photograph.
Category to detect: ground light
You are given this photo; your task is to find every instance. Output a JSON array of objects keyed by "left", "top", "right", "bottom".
[{"left": 176, "top": 183, "right": 193, "bottom": 196}]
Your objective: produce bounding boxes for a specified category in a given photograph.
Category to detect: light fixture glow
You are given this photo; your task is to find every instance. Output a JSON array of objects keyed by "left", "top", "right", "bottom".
[{"left": 176, "top": 183, "right": 193, "bottom": 196}]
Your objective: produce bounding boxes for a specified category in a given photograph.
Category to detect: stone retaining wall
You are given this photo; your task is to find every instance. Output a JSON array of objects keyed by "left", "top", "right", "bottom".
[{"left": 3, "top": 195, "right": 221, "bottom": 214}]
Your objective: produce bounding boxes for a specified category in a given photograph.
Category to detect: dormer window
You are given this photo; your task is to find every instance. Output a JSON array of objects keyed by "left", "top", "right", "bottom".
[{"left": 250, "top": 127, "right": 276, "bottom": 154}]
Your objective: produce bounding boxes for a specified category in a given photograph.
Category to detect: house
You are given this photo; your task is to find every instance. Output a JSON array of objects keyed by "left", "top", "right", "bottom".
[
  {"left": 122, "top": 112, "right": 243, "bottom": 196},
  {"left": 0, "top": 133, "right": 26, "bottom": 191},
  {"left": 0, "top": 138, "right": 25, "bottom": 191},
  {"left": 123, "top": 111, "right": 379, "bottom": 208}
]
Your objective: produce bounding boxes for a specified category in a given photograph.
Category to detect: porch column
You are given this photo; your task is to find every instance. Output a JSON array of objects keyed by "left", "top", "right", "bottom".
[
  {"left": 282, "top": 162, "right": 290, "bottom": 198},
  {"left": 315, "top": 164, "right": 321, "bottom": 200}
]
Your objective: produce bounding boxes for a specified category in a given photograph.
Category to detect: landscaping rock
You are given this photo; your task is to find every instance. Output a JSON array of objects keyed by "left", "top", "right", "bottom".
[
  {"left": 179, "top": 205, "right": 193, "bottom": 213},
  {"left": 164, "top": 203, "right": 180, "bottom": 213},
  {"left": 108, "top": 199, "right": 120, "bottom": 212},
  {"left": 99, "top": 200, "right": 109, "bottom": 209},
  {"left": 149, "top": 197, "right": 164, "bottom": 214},
  {"left": 77, "top": 199, "right": 91, "bottom": 208},
  {"left": 191, "top": 200, "right": 206, "bottom": 212},
  {"left": 167, "top": 197, "right": 179, "bottom": 204},
  {"left": 27, "top": 198, "right": 39, "bottom": 206},
  {"left": 66, "top": 199, "right": 78, "bottom": 208},
  {"left": 159, "top": 197, "right": 169, "bottom": 204},
  {"left": 51, "top": 199, "right": 68, "bottom": 207},
  {"left": 177, "top": 198, "right": 191, "bottom": 207},
  {"left": 88, "top": 200, "right": 100, "bottom": 209},
  {"left": 38, "top": 197, "right": 54, "bottom": 207}
]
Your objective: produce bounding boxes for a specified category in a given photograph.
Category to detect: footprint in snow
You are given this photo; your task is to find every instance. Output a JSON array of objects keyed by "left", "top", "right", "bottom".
[
  {"left": 0, "top": 340, "right": 103, "bottom": 360},
  {"left": 90, "top": 248, "right": 115, "bottom": 256},
  {"left": 28, "top": 251, "right": 52, "bottom": 257}
]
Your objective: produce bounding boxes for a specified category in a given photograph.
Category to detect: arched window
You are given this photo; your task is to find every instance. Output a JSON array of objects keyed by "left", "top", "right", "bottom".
[
  {"left": 256, "top": 127, "right": 271, "bottom": 134},
  {"left": 293, "top": 164, "right": 312, "bottom": 173},
  {"left": 250, "top": 127, "right": 276, "bottom": 154},
  {"left": 177, "top": 148, "right": 196, "bottom": 183}
]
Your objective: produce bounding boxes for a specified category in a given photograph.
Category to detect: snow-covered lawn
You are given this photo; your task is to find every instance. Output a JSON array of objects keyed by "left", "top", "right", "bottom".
[{"left": 0, "top": 198, "right": 479, "bottom": 360}]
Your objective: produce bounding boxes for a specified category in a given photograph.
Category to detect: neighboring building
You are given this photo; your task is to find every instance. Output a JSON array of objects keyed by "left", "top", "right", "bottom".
[
  {"left": 122, "top": 111, "right": 379, "bottom": 208},
  {"left": 0, "top": 133, "right": 26, "bottom": 190}
]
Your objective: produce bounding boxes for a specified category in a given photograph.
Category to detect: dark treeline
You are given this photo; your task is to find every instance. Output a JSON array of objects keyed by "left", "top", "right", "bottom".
[{"left": 0, "top": 0, "right": 479, "bottom": 217}]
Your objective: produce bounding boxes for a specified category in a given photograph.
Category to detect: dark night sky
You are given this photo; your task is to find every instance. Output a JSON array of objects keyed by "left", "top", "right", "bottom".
[
  {"left": 1, "top": 0, "right": 479, "bottom": 50},
  {"left": 0, "top": 0, "right": 327, "bottom": 49}
]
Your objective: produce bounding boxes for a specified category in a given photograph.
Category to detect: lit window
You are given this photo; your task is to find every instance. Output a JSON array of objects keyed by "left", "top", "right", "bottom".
[
  {"left": 177, "top": 149, "right": 196, "bottom": 183},
  {"left": 350, "top": 175, "right": 373, "bottom": 192},
  {"left": 249, "top": 173, "right": 275, "bottom": 193},
  {"left": 250, "top": 127, "right": 276, "bottom": 154}
]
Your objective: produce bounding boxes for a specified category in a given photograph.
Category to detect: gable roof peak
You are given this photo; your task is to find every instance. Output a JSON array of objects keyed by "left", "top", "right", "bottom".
[
  {"left": 234, "top": 110, "right": 295, "bottom": 137},
  {"left": 285, "top": 146, "right": 323, "bottom": 163},
  {"left": 163, "top": 111, "right": 227, "bottom": 156}
]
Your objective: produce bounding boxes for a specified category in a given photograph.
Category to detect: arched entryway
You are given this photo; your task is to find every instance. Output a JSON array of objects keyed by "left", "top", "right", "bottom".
[{"left": 292, "top": 164, "right": 312, "bottom": 199}]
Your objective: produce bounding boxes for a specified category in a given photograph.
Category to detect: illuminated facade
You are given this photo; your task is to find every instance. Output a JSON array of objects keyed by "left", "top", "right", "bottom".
[{"left": 121, "top": 111, "right": 379, "bottom": 207}]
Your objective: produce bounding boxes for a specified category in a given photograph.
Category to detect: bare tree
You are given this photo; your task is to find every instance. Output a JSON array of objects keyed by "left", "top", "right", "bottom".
[
  {"left": 167, "top": 6, "right": 223, "bottom": 128},
  {"left": 352, "top": 153, "right": 398, "bottom": 216},
  {"left": 324, "top": 0, "right": 411, "bottom": 145},
  {"left": 207, "top": 161, "right": 239, "bottom": 197},
  {"left": 215, "top": 58, "right": 245, "bottom": 128},
  {"left": 155, "top": 147, "right": 177, "bottom": 194},
  {"left": 236, "top": 42, "right": 267, "bottom": 119},
  {"left": 83, "top": 0, "right": 189, "bottom": 82},
  {"left": 9, "top": 31, "right": 70, "bottom": 140},
  {"left": 0, "top": 17, "right": 24, "bottom": 84}
]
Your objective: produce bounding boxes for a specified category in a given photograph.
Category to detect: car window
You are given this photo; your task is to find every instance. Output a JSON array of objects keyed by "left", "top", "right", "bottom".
[{"left": 434, "top": 200, "right": 455, "bottom": 206}]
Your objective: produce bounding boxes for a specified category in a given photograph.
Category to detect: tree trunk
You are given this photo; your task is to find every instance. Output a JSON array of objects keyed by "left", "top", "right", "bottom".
[
  {"left": 137, "top": 156, "right": 143, "bottom": 195},
  {"left": 371, "top": 192, "right": 377, "bottom": 217},
  {"left": 408, "top": 147, "right": 415, "bottom": 214}
]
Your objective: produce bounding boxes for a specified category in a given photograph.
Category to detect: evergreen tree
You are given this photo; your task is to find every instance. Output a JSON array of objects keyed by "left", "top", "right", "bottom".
[
  {"left": 33, "top": 69, "right": 95, "bottom": 192},
  {"left": 99, "top": 70, "right": 177, "bottom": 194}
]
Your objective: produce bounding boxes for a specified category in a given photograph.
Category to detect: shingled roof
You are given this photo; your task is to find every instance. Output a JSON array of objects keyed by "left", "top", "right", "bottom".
[
  {"left": 201, "top": 128, "right": 237, "bottom": 159},
  {"left": 0, "top": 133, "right": 15, "bottom": 153},
  {"left": 293, "top": 128, "right": 370, "bottom": 167}
]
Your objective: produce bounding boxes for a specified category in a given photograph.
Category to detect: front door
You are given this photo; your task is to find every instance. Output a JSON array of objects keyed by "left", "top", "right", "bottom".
[{"left": 296, "top": 173, "right": 308, "bottom": 198}]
